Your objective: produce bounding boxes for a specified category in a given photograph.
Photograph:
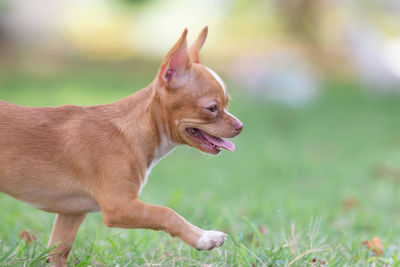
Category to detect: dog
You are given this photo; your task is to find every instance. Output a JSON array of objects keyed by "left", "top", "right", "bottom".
[{"left": 0, "top": 27, "right": 243, "bottom": 266}]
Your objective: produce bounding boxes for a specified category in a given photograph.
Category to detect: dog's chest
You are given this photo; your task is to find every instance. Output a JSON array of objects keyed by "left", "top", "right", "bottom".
[{"left": 139, "top": 137, "right": 176, "bottom": 194}]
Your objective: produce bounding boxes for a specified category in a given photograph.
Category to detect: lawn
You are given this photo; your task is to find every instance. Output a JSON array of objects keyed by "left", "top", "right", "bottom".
[{"left": 1, "top": 66, "right": 400, "bottom": 266}]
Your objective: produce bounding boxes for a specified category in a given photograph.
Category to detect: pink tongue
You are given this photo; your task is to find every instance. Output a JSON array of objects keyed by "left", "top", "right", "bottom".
[{"left": 201, "top": 130, "right": 235, "bottom": 151}]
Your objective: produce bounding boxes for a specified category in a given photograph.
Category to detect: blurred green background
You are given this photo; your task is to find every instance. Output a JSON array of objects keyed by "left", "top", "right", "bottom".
[{"left": 1, "top": 0, "right": 400, "bottom": 265}]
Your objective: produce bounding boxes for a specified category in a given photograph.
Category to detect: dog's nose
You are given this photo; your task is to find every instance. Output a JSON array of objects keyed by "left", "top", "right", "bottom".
[{"left": 234, "top": 120, "right": 243, "bottom": 134}]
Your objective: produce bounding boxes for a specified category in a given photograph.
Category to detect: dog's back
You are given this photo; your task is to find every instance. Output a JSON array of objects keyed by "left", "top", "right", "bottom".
[{"left": 0, "top": 101, "right": 101, "bottom": 213}]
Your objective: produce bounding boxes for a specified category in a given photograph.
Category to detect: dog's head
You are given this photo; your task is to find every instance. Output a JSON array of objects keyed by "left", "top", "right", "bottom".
[{"left": 155, "top": 27, "right": 243, "bottom": 155}]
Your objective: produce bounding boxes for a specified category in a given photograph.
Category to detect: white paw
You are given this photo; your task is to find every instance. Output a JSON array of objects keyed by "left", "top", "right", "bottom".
[{"left": 196, "top": 230, "right": 228, "bottom": 250}]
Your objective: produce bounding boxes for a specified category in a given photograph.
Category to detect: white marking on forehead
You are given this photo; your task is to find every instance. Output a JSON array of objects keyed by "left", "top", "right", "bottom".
[
  {"left": 224, "top": 108, "right": 239, "bottom": 121},
  {"left": 205, "top": 67, "right": 227, "bottom": 98}
]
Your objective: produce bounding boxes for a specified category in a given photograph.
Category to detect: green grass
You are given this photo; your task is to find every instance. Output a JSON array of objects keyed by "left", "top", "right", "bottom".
[{"left": 1, "top": 66, "right": 400, "bottom": 266}]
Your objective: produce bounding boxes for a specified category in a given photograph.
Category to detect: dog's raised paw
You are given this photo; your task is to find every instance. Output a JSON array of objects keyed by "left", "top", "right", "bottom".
[{"left": 196, "top": 230, "right": 227, "bottom": 250}]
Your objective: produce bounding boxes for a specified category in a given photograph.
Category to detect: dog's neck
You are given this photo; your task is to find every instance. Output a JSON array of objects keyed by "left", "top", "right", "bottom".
[{"left": 108, "top": 83, "right": 177, "bottom": 168}]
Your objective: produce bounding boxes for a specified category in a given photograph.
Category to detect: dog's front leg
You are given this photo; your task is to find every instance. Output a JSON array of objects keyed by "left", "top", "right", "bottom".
[
  {"left": 100, "top": 198, "right": 227, "bottom": 250},
  {"left": 46, "top": 213, "right": 87, "bottom": 267}
]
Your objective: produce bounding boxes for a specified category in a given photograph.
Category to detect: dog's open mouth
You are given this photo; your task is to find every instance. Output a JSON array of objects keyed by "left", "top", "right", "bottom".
[{"left": 185, "top": 128, "right": 235, "bottom": 154}]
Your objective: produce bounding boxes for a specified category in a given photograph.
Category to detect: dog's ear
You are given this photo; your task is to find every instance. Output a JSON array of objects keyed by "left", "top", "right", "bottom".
[
  {"left": 158, "top": 28, "right": 191, "bottom": 90},
  {"left": 189, "top": 26, "right": 208, "bottom": 64}
]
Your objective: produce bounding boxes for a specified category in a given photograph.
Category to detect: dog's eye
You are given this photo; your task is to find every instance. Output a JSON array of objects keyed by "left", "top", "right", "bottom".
[{"left": 207, "top": 104, "right": 217, "bottom": 113}]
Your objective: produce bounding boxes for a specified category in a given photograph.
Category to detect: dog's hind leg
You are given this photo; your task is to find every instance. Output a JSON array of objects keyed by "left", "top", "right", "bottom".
[{"left": 46, "top": 213, "right": 87, "bottom": 267}]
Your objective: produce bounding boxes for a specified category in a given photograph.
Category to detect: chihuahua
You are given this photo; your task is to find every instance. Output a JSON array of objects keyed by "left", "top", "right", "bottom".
[{"left": 0, "top": 27, "right": 243, "bottom": 266}]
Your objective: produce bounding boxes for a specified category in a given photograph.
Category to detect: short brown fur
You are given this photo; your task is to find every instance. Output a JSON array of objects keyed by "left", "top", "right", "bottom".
[{"left": 0, "top": 27, "right": 242, "bottom": 266}]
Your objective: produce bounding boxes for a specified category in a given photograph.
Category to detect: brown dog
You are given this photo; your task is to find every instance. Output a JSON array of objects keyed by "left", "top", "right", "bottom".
[{"left": 0, "top": 27, "right": 242, "bottom": 266}]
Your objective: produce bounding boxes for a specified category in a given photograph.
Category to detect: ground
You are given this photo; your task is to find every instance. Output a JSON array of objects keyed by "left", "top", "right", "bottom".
[{"left": 1, "top": 66, "right": 400, "bottom": 266}]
